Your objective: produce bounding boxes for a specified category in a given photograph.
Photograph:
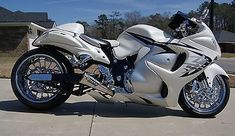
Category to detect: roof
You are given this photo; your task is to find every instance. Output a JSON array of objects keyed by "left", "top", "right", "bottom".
[
  {"left": 0, "top": 22, "right": 47, "bottom": 32},
  {"left": 35, "top": 21, "right": 56, "bottom": 29},
  {"left": 0, "top": 6, "right": 11, "bottom": 15},
  {"left": 214, "top": 30, "right": 235, "bottom": 44},
  {"left": 0, "top": 6, "right": 55, "bottom": 29}
]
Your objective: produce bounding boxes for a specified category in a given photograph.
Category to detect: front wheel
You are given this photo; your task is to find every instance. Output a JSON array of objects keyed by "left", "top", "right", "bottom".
[
  {"left": 179, "top": 75, "right": 230, "bottom": 117},
  {"left": 11, "top": 48, "right": 74, "bottom": 110}
]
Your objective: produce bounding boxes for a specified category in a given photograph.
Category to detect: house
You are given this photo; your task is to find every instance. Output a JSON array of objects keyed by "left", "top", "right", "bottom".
[
  {"left": 0, "top": 6, "right": 55, "bottom": 57},
  {"left": 214, "top": 30, "right": 235, "bottom": 53},
  {"left": 0, "top": 6, "right": 56, "bottom": 29}
]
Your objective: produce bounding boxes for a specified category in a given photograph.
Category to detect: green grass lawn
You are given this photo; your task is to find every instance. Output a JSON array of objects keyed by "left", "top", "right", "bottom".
[
  {"left": 0, "top": 57, "right": 18, "bottom": 78},
  {"left": 222, "top": 53, "right": 235, "bottom": 58}
]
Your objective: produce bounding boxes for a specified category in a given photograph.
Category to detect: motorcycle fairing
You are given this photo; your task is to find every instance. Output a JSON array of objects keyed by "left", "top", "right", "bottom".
[
  {"left": 113, "top": 24, "right": 174, "bottom": 60},
  {"left": 145, "top": 48, "right": 209, "bottom": 106},
  {"left": 32, "top": 21, "right": 228, "bottom": 108},
  {"left": 56, "top": 23, "right": 84, "bottom": 34},
  {"left": 33, "top": 23, "right": 110, "bottom": 64},
  {"left": 111, "top": 22, "right": 221, "bottom": 107}
]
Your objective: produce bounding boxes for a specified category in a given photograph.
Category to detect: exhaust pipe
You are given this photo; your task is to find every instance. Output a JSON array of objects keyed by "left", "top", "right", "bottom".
[
  {"left": 79, "top": 73, "right": 114, "bottom": 96},
  {"left": 27, "top": 73, "right": 114, "bottom": 96}
]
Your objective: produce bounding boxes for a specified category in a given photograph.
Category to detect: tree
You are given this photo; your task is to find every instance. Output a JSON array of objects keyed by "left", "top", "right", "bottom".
[
  {"left": 76, "top": 21, "right": 89, "bottom": 32},
  {"left": 214, "top": 3, "right": 233, "bottom": 31},
  {"left": 197, "top": 1, "right": 210, "bottom": 14},
  {"left": 188, "top": 10, "right": 200, "bottom": 18},
  {"left": 188, "top": 1, "right": 235, "bottom": 32},
  {"left": 95, "top": 14, "right": 109, "bottom": 38},
  {"left": 124, "top": 11, "right": 145, "bottom": 27},
  {"left": 231, "top": 0, "right": 235, "bottom": 8},
  {"left": 147, "top": 13, "right": 170, "bottom": 31},
  {"left": 78, "top": 1, "right": 235, "bottom": 39},
  {"left": 109, "top": 11, "right": 123, "bottom": 39}
]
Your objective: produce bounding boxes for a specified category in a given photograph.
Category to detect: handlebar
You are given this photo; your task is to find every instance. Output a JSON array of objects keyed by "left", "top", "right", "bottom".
[{"left": 200, "top": 7, "right": 210, "bottom": 20}]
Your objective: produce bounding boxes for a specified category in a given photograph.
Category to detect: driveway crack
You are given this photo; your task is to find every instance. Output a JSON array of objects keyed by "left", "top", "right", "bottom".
[{"left": 88, "top": 102, "right": 96, "bottom": 136}]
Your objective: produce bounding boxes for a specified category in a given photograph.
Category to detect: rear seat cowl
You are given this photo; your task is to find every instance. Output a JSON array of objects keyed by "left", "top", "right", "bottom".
[{"left": 79, "top": 34, "right": 110, "bottom": 48}]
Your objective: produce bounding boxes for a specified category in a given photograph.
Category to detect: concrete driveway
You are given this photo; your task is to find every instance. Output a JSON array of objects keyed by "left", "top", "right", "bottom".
[
  {"left": 0, "top": 78, "right": 234, "bottom": 136},
  {"left": 216, "top": 58, "right": 235, "bottom": 74}
]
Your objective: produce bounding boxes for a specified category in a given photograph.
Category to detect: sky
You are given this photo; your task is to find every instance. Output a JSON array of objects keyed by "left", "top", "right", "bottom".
[{"left": 0, "top": 0, "right": 233, "bottom": 25}]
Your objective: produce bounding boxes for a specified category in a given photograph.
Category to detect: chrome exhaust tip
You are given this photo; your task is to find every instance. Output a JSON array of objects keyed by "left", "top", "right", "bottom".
[{"left": 80, "top": 73, "right": 114, "bottom": 96}]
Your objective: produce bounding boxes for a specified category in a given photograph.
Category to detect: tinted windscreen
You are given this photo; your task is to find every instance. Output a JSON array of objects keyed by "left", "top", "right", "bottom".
[{"left": 168, "top": 11, "right": 197, "bottom": 30}]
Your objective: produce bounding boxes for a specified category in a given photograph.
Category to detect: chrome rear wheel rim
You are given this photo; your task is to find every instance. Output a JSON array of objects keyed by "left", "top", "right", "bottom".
[{"left": 15, "top": 54, "right": 66, "bottom": 103}]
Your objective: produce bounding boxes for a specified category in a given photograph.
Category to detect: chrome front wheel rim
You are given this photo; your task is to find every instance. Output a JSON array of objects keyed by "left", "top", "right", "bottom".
[{"left": 183, "top": 76, "right": 226, "bottom": 113}]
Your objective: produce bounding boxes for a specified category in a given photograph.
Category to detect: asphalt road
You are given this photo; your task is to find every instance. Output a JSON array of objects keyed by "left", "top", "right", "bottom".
[
  {"left": 216, "top": 58, "right": 235, "bottom": 74},
  {"left": 0, "top": 78, "right": 234, "bottom": 136}
]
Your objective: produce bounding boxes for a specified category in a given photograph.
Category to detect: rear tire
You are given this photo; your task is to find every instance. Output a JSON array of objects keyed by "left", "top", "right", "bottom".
[
  {"left": 11, "top": 48, "right": 74, "bottom": 110},
  {"left": 179, "top": 75, "right": 230, "bottom": 118}
]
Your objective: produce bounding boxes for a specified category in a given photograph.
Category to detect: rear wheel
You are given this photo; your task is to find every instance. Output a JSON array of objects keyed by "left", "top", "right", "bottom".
[
  {"left": 11, "top": 48, "right": 74, "bottom": 110},
  {"left": 179, "top": 75, "right": 230, "bottom": 117}
]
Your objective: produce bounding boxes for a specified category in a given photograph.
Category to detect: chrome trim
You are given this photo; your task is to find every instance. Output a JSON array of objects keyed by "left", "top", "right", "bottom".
[
  {"left": 15, "top": 54, "right": 65, "bottom": 103},
  {"left": 87, "top": 91, "right": 114, "bottom": 103},
  {"left": 79, "top": 54, "right": 92, "bottom": 64},
  {"left": 183, "top": 76, "right": 227, "bottom": 113},
  {"left": 28, "top": 74, "right": 52, "bottom": 81},
  {"left": 67, "top": 54, "right": 92, "bottom": 68},
  {"left": 98, "top": 65, "right": 114, "bottom": 86},
  {"left": 80, "top": 73, "right": 114, "bottom": 96}
]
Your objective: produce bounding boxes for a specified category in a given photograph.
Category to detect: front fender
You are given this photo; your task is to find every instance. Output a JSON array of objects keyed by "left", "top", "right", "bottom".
[{"left": 204, "top": 63, "right": 229, "bottom": 87}]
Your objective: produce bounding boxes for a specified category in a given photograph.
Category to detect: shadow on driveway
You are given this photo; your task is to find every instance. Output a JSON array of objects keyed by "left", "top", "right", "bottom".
[{"left": 0, "top": 100, "right": 206, "bottom": 118}]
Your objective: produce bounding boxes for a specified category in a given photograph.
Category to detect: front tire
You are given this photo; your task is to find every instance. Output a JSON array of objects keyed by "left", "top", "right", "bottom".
[
  {"left": 179, "top": 75, "right": 230, "bottom": 118},
  {"left": 11, "top": 48, "right": 74, "bottom": 110}
]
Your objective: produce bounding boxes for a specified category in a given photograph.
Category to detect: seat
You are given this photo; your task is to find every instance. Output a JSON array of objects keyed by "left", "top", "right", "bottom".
[
  {"left": 79, "top": 34, "right": 110, "bottom": 48},
  {"left": 106, "top": 40, "right": 119, "bottom": 47}
]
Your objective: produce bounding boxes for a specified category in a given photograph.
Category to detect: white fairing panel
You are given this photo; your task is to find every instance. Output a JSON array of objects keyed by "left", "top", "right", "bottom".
[
  {"left": 113, "top": 32, "right": 144, "bottom": 59},
  {"left": 204, "top": 63, "right": 229, "bottom": 88},
  {"left": 126, "top": 25, "right": 172, "bottom": 43},
  {"left": 130, "top": 46, "right": 177, "bottom": 94},
  {"left": 113, "top": 25, "right": 173, "bottom": 59},
  {"left": 33, "top": 23, "right": 110, "bottom": 64},
  {"left": 56, "top": 23, "right": 84, "bottom": 34},
  {"left": 180, "top": 22, "right": 221, "bottom": 59}
]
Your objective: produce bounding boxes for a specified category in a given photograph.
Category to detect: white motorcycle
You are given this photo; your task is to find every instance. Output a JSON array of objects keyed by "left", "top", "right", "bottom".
[{"left": 11, "top": 8, "right": 230, "bottom": 117}]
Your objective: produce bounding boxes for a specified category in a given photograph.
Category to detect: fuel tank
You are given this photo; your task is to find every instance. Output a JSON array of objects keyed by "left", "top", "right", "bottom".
[{"left": 113, "top": 25, "right": 173, "bottom": 59}]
